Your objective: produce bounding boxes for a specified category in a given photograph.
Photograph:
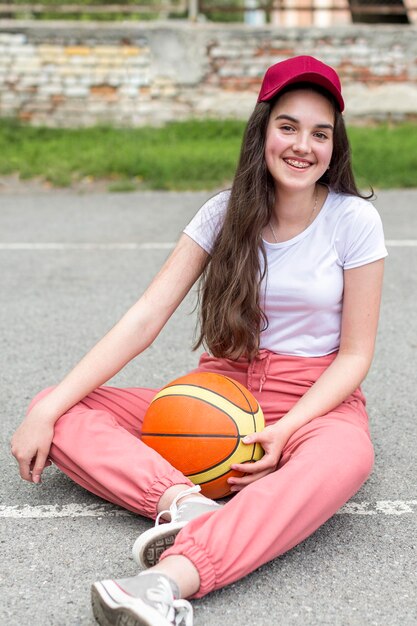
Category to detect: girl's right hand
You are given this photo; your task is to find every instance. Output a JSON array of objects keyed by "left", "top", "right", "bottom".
[{"left": 10, "top": 412, "right": 55, "bottom": 484}]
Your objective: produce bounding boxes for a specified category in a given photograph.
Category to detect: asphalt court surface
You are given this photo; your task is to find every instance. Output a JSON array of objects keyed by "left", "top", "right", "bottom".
[{"left": 1, "top": 189, "right": 416, "bottom": 625}]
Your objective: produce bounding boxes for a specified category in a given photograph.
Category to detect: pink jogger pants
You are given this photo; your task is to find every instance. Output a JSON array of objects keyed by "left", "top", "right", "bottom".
[{"left": 29, "top": 350, "right": 374, "bottom": 598}]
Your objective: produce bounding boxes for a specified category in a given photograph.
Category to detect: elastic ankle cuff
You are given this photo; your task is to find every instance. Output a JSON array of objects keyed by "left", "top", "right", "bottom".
[
  {"left": 161, "top": 537, "right": 217, "bottom": 598},
  {"left": 143, "top": 472, "right": 194, "bottom": 518}
]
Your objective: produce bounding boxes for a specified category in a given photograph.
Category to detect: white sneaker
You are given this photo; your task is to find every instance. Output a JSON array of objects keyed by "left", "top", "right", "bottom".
[
  {"left": 133, "top": 485, "right": 222, "bottom": 568},
  {"left": 92, "top": 571, "right": 193, "bottom": 626}
]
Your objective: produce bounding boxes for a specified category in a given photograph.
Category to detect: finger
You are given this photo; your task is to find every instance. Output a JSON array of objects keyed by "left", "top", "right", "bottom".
[
  {"left": 231, "top": 458, "right": 274, "bottom": 474},
  {"left": 242, "top": 434, "right": 272, "bottom": 449},
  {"left": 11, "top": 443, "right": 36, "bottom": 482},
  {"left": 242, "top": 433, "right": 263, "bottom": 444},
  {"left": 31, "top": 450, "right": 49, "bottom": 484},
  {"left": 18, "top": 458, "right": 34, "bottom": 482},
  {"left": 228, "top": 469, "right": 272, "bottom": 491},
  {"left": 30, "top": 457, "right": 52, "bottom": 469},
  {"left": 228, "top": 470, "right": 272, "bottom": 487}
]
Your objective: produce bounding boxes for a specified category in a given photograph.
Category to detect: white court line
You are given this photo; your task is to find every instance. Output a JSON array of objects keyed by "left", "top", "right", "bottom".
[
  {"left": 0, "top": 500, "right": 416, "bottom": 518},
  {"left": 0, "top": 240, "right": 415, "bottom": 250}
]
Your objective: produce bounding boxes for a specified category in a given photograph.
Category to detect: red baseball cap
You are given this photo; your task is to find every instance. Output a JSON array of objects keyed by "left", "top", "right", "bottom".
[{"left": 257, "top": 55, "right": 344, "bottom": 112}]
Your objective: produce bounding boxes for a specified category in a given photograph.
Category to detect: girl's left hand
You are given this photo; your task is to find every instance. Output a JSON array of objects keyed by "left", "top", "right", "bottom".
[{"left": 228, "top": 423, "right": 291, "bottom": 492}]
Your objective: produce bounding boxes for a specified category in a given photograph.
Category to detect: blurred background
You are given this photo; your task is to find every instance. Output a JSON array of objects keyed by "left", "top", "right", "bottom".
[
  {"left": 0, "top": 0, "right": 416, "bottom": 191},
  {"left": 1, "top": 0, "right": 416, "bottom": 25}
]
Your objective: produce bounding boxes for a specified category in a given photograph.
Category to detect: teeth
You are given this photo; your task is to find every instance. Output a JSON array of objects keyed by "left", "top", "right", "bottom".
[{"left": 285, "top": 159, "right": 310, "bottom": 169}]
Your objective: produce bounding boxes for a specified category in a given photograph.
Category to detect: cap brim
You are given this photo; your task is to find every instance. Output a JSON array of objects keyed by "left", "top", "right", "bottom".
[{"left": 259, "top": 71, "right": 344, "bottom": 112}]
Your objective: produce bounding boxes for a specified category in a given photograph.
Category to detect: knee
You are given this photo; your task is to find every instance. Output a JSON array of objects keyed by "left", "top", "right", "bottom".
[
  {"left": 27, "top": 386, "right": 56, "bottom": 414},
  {"left": 360, "top": 434, "right": 375, "bottom": 478},
  {"left": 329, "top": 426, "right": 374, "bottom": 490}
]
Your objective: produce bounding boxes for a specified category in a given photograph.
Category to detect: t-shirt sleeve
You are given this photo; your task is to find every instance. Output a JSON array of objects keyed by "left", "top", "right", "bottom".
[
  {"left": 335, "top": 198, "right": 388, "bottom": 270},
  {"left": 183, "top": 190, "right": 230, "bottom": 255}
]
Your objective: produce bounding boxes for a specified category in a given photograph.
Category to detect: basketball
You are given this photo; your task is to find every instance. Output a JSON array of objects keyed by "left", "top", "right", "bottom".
[{"left": 141, "top": 372, "right": 265, "bottom": 499}]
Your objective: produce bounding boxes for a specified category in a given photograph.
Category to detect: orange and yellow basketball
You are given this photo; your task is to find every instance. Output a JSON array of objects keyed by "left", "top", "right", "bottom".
[{"left": 141, "top": 372, "right": 265, "bottom": 499}]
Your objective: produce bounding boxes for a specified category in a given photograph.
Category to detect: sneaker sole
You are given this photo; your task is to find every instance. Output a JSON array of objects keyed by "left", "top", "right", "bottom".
[
  {"left": 132, "top": 521, "right": 187, "bottom": 568},
  {"left": 91, "top": 582, "right": 168, "bottom": 626}
]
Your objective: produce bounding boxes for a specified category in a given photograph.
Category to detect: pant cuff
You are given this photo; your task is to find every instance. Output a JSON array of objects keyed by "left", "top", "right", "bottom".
[
  {"left": 142, "top": 471, "right": 194, "bottom": 518},
  {"left": 161, "top": 536, "right": 217, "bottom": 598}
]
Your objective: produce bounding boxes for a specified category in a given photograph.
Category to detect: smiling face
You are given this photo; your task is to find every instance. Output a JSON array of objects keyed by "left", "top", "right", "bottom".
[{"left": 264, "top": 88, "right": 335, "bottom": 194}]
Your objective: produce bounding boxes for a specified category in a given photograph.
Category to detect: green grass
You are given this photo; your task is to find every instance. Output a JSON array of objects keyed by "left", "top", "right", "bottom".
[
  {"left": 9, "top": 0, "right": 238, "bottom": 21},
  {"left": 0, "top": 119, "right": 244, "bottom": 190},
  {"left": 0, "top": 119, "right": 416, "bottom": 191},
  {"left": 9, "top": 0, "right": 188, "bottom": 21},
  {"left": 350, "top": 124, "right": 417, "bottom": 189}
]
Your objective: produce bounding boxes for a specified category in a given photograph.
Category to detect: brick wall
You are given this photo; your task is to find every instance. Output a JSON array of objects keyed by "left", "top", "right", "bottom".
[{"left": 0, "top": 21, "right": 416, "bottom": 126}]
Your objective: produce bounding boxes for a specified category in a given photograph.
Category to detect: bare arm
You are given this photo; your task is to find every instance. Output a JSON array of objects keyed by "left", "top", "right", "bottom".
[
  {"left": 230, "top": 258, "right": 385, "bottom": 488},
  {"left": 11, "top": 234, "right": 209, "bottom": 482},
  {"left": 31, "top": 234, "right": 208, "bottom": 421},
  {"left": 276, "top": 257, "right": 385, "bottom": 435}
]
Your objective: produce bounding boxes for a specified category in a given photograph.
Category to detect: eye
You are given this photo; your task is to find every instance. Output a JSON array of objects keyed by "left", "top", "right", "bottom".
[
  {"left": 314, "top": 131, "right": 329, "bottom": 140},
  {"left": 279, "top": 124, "right": 295, "bottom": 133}
]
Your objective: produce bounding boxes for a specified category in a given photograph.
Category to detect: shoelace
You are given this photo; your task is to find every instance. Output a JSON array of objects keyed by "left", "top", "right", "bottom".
[
  {"left": 155, "top": 485, "right": 201, "bottom": 527},
  {"left": 146, "top": 576, "right": 193, "bottom": 626}
]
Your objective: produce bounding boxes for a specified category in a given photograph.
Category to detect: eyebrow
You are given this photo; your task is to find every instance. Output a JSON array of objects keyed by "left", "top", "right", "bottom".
[{"left": 274, "top": 114, "right": 334, "bottom": 131}]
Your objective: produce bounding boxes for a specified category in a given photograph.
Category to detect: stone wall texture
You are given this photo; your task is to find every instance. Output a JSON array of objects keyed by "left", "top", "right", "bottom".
[{"left": 0, "top": 20, "right": 416, "bottom": 126}]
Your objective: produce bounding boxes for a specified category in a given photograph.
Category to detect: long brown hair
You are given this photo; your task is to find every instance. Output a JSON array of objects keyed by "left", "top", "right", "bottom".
[{"left": 194, "top": 84, "right": 370, "bottom": 361}]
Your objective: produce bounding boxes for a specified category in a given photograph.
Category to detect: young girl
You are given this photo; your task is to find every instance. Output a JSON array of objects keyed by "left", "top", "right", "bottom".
[{"left": 11, "top": 56, "right": 387, "bottom": 626}]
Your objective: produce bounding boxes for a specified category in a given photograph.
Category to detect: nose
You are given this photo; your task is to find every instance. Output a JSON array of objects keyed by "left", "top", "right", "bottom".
[{"left": 292, "top": 133, "right": 311, "bottom": 154}]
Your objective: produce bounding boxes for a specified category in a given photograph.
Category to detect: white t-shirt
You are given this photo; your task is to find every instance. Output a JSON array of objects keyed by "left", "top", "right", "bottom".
[{"left": 183, "top": 189, "right": 388, "bottom": 357}]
